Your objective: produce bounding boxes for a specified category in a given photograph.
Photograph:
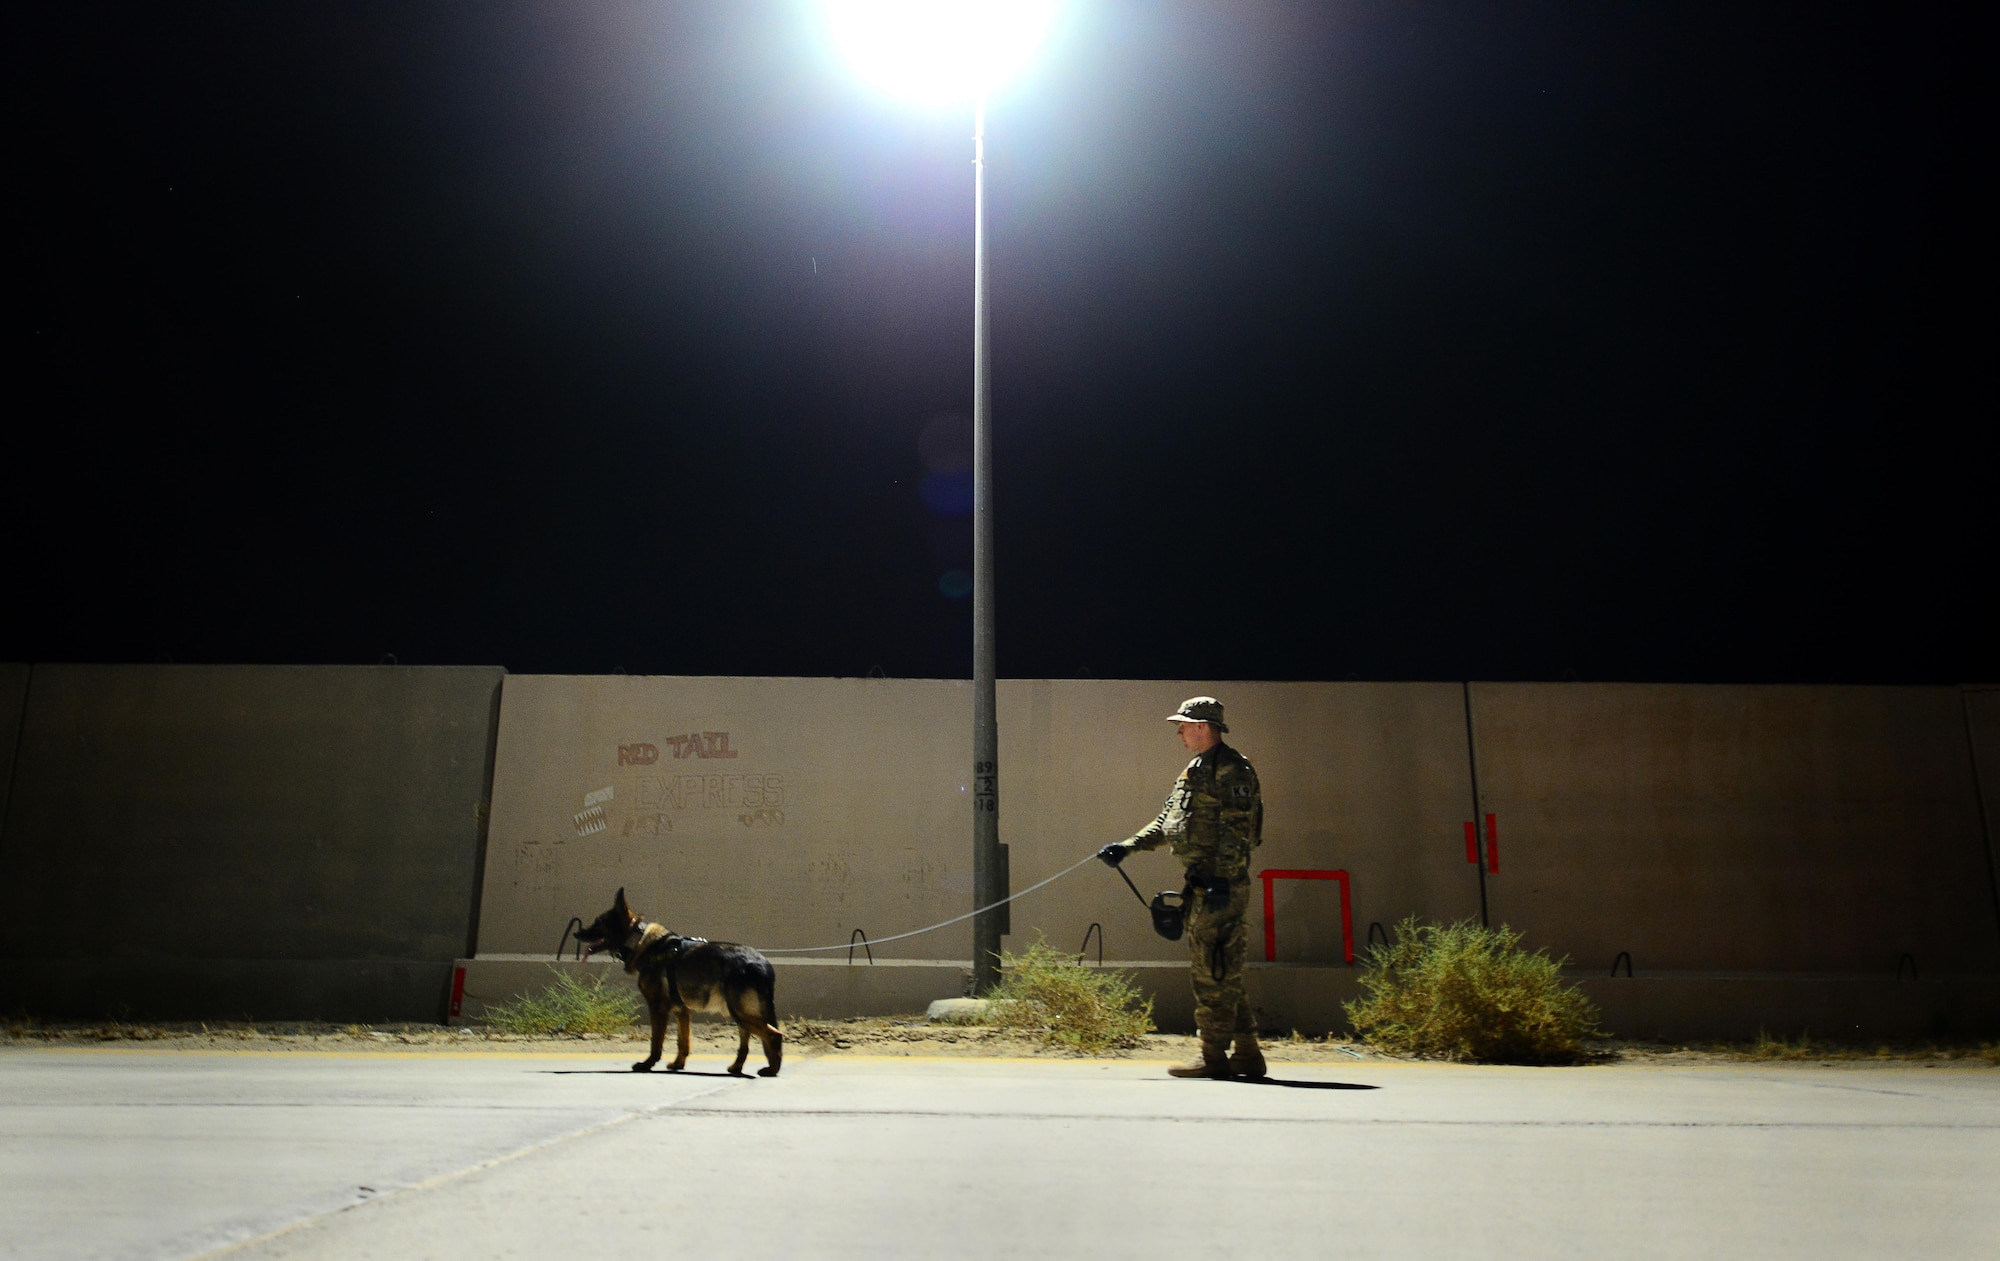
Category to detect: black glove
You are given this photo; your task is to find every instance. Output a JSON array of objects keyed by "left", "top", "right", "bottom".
[{"left": 1097, "top": 842, "right": 1130, "bottom": 868}]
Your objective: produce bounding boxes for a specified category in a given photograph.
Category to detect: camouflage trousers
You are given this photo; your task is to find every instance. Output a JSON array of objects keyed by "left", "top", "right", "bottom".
[{"left": 1184, "top": 876, "right": 1255, "bottom": 1057}]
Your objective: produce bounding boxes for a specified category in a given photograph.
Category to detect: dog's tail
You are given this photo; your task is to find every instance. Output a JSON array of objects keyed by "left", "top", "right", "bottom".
[{"left": 758, "top": 967, "right": 780, "bottom": 1032}]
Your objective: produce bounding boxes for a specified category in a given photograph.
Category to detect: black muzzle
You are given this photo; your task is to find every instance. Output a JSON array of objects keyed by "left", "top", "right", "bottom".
[{"left": 1113, "top": 864, "right": 1188, "bottom": 941}]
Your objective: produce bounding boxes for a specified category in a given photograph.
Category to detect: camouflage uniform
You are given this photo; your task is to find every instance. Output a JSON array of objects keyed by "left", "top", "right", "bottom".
[{"left": 1125, "top": 732, "right": 1263, "bottom": 1064}]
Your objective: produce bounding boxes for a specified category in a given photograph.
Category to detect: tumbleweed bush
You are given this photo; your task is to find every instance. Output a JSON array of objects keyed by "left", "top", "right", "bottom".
[
  {"left": 984, "top": 937, "right": 1155, "bottom": 1053},
  {"left": 482, "top": 968, "right": 644, "bottom": 1035},
  {"left": 1343, "top": 917, "right": 1604, "bottom": 1063}
]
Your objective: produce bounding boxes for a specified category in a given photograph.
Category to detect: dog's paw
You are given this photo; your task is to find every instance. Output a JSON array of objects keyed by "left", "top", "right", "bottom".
[
  {"left": 665, "top": 1060, "right": 686, "bottom": 1072},
  {"left": 757, "top": 1066, "right": 780, "bottom": 1077},
  {"left": 631, "top": 1060, "right": 656, "bottom": 1073}
]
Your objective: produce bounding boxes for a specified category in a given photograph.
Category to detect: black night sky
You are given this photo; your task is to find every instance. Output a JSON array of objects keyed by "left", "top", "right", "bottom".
[{"left": 10, "top": 2, "right": 1990, "bottom": 683}]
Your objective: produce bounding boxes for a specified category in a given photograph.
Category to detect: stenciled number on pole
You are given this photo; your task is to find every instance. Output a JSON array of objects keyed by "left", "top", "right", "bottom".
[{"left": 973, "top": 760, "right": 997, "bottom": 814}]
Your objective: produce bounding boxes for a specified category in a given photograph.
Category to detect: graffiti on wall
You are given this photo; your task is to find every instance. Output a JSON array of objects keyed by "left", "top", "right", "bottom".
[
  {"left": 622, "top": 733, "right": 739, "bottom": 762},
  {"left": 519, "top": 732, "right": 793, "bottom": 873},
  {"left": 633, "top": 773, "right": 784, "bottom": 811},
  {"left": 571, "top": 785, "right": 612, "bottom": 836}
]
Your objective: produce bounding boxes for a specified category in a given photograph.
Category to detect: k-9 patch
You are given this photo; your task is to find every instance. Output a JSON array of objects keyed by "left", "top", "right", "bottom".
[{"left": 1231, "top": 783, "right": 1255, "bottom": 800}]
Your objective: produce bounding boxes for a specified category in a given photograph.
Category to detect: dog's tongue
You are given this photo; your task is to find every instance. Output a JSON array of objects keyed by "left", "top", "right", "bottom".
[{"left": 579, "top": 944, "right": 597, "bottom": 961}]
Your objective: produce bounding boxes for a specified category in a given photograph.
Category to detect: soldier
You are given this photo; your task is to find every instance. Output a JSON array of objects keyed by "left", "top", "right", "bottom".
[{"left": 1099, "top": 696, "right": 1265, "bottom": 1079}]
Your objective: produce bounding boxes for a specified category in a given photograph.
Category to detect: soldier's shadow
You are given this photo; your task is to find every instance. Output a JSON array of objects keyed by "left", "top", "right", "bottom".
[{"left": 544, "top": 1068, "right": 750, "bottom": 1078}]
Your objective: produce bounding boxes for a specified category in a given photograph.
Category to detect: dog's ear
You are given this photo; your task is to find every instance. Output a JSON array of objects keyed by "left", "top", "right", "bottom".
[{"left": 613, "top": 886, "right": 634, "bottom": 921}]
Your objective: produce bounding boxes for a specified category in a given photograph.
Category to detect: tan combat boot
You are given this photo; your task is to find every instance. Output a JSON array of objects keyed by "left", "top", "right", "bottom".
[
  {"left": 1226, "top": 1033, "right": 1266, "bottom": 1080},
  {"left": 1168, "top": 1039, "right": 1232, "bottom": 1079}
]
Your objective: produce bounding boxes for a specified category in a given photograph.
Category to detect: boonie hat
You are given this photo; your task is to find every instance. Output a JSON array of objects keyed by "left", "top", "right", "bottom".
[{"left": 1167, "top": 696, "right": 1227, "bottom": 732}]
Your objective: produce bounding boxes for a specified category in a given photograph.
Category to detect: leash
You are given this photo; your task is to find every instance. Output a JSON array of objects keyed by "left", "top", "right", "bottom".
[
  {"left": 1111, "top": 863, "right": 1151, "bottom": 910},
  {"left": 754, "top": 848, "right": 1104, "bottom": 955},
  {"left": 1113, "top": 860, "right": 1189, "bottom": 943}
]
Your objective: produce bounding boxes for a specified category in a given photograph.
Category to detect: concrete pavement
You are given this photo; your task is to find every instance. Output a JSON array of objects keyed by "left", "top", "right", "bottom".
[{"left": 2, "top": 1047, "right": 1995, "bottom": 1259}]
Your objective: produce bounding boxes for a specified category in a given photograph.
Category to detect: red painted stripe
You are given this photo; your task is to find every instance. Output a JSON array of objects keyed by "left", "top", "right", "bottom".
[
  {"left": 1262, "top": 873, "right": 1277, "bottom": 963},
  {"left": 1255, "top": 869, "right": 1354, "bottom": 965},
  {"left": 449, "top": 965, "right": 467, "bottom": 1018},
  {"left": 1464, "top": 820, "right": 1478, "bottom": 864},
  {"left": 1337, "top": 872, "right": 1355, "bottom": 965},
  {"left": 1486, "top": 813, "right": 1499, "bottom": 873}
]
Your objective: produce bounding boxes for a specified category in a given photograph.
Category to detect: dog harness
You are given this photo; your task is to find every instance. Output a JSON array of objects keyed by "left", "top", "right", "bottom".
[{"left": 627, "top": 927, "right": 708, "bottom": 1007}]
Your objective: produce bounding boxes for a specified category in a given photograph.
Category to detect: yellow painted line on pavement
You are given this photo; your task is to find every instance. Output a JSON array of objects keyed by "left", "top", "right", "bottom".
[
  {"left": 2, "top": 1045, "right": 636, "bottom": 1060},
  {"left": 4, "top": 1044, "right": 1408, "bottom": 1070}
]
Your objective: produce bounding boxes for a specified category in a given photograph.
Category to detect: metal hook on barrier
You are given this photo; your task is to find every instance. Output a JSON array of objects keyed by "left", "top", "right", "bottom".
[
  {"left": 1078, "top": 922, "right": 1103, "bottom": 966},
  {"left": 848, "top": 929, "right": 873, "bottom": 966},
  {"left": 1367, "top": 921, "right": 1389, "bottom": 951},
  {"left": 1611, "top": 950, "right": 1633, "bottom": 978},
  {"left": 556, "top": 917, "right": 585, "bottom": 961},
  {"left": 1896, "top": 952, "right": 1918, "bottom": 981}
]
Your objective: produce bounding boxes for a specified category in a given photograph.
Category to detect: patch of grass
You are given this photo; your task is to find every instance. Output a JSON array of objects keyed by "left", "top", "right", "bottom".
[
  {"left": 1344, "top": 917, "right": 1605, "bottom": 1064},
  {"left": 982, "top": 937, "right": 1155, "bottom": 1054},
  {"left": 1749, "top": 1029, "right": 1822, "bottom": 1060},
  {"left": 481, "top": 968, "right": 644, "bottom": 1036},
  {"left": 1737, "top": 1034, "right": 2000, "bottom": 1063}
]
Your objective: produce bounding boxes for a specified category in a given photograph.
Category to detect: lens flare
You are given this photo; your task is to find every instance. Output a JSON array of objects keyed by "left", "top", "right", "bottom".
[
  {"left": 824, "top": 1, "right": 1059, "bottom": 104},
  {"left": 920, "top": 468, "right": 975, "bottom": 515}
]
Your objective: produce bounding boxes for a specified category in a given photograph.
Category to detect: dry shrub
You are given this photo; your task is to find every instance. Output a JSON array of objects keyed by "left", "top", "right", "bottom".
[
  {"left": 1344, "top": 917, "right": 1604, "bottom": 1063},
  {"left": 788, "top": 1018, "right": 841, "bottom": 1044},
  {"left": 481, "top": 968, "right": 643, "bottom": 1036},
  {"left": 1749, "top": 1030, "right": 1822, "bottom": 1060},
  {"left": 984, "top": 937, "right": 1154, "bottom": 1053}
]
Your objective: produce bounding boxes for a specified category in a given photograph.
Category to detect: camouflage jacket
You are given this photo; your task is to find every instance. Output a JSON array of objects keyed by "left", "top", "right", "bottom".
[{"left": 1126, "top": 741, "right": 1263, "bottom": 880}]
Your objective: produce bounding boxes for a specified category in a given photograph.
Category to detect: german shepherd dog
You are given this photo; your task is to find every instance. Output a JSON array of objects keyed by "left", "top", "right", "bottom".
[{"left": 573, "top": 887, "right": 783, "bottom": 1077}]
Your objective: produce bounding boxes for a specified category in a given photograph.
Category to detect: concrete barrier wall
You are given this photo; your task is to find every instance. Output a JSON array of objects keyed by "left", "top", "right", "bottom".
[
  {"left": 0, "top": 664, "right": 27, "bottom": 838},
  {"left": 6, "top": 667, "right": 1995, "bottom": 1035},
  {"left": 0, "top": 664, "right": 504, "bottom": 1021},
  {"left": 1965, "top": 686, "right": 2000, "bottom": 932},
  {"left": 478, "top": 677, "right": 1489, "bottom": 970},
  {"left": 1471, "top": 683, "right": 2000, "bottom": 976},
  {"left": 479, "top": 675, "right": 982, "bottom": 961}
]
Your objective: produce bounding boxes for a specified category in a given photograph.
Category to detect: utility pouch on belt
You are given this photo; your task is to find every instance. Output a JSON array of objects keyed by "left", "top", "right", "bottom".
[
  {"left": 1149, "top": 890, "right": 1186, "bottom": 941},
  {"left": 1202, "top": 877, "right": 1232, "bottom": 912}
]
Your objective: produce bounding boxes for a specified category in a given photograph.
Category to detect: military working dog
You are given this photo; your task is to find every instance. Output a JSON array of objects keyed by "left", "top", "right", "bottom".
[{"left": 573, "top": 887, "right": 783, "bottom": 1076}]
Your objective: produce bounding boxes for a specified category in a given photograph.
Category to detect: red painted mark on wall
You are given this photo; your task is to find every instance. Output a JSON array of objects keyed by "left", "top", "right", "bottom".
[
  {"left": 449, "top": 966, "right": 466, "bottom": 1018},
  {"left": 1258, "top": 869, "right": 1354, "bottom": 965},
  {"left": 622, "top": 735, "right": 739, "bottom": 762},
  {"left": 1464, "top": 815, "right": 1501, "bottom": 871}
]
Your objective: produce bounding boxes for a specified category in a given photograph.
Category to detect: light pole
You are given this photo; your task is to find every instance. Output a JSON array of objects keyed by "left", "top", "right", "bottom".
[
  {"left": 824, "top": 2, "right": 1055, "bottom": 994},
  {"left": 969, "top": 94, "right": 1001, "bottom": 995}
]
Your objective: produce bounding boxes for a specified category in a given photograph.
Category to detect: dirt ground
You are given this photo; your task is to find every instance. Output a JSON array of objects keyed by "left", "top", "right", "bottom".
[{"left": 6, "top": 1016, "right": 1998, "bottom": 1068}]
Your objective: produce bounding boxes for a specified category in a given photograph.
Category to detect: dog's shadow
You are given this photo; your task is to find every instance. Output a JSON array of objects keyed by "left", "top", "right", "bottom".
[{"left": 1238, "top": 1077, "right": 1379, "bottom": 1091}]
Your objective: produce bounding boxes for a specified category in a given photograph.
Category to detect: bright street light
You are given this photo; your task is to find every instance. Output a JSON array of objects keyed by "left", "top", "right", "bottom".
[
  {"left": 824, "top": 1, "right": 1058, "bottom": 995},
  {"left": 824, "top": 0, "right": 1057, "bottom": 104}
]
